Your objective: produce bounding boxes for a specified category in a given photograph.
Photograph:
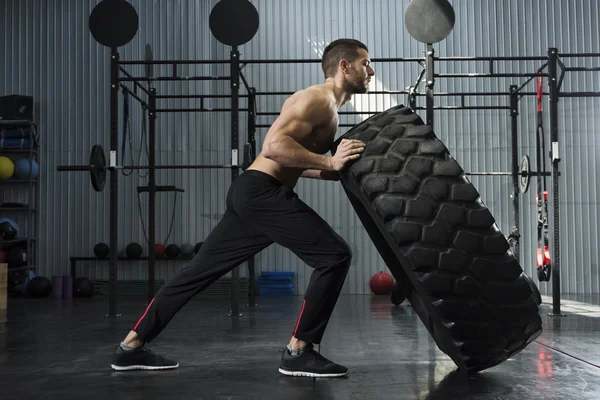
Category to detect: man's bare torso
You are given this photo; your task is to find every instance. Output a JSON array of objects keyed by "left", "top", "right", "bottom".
[{"left": 246, "top": 84, "right": 339, "bottom": 188}]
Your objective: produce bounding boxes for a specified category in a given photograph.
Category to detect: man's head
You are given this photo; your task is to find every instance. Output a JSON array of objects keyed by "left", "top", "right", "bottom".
[{"left": 321, "top": 38, "right": 375, "bottom": 93}]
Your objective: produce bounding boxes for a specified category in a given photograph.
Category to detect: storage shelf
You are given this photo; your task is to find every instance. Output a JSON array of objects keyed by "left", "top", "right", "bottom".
[
  {"left": 0, "top": 120, "right": 36, "bottom": 126},
  {"left": 0, "top": 238, "right": 37, "bottom": 248},
  {"left": 1, "top": 118, "right": 39, "bottom": 291},
  {"left": 0, "top": 179, "right": 37, "bottom": 184},
  {"left": 0, "top": 148, "right": 38, "bottom": 154}
]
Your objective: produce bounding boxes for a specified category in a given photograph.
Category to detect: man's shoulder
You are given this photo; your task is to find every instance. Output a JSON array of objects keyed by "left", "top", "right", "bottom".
[{"left": 294, "top": 85, "right": 334, "bottom": 108}]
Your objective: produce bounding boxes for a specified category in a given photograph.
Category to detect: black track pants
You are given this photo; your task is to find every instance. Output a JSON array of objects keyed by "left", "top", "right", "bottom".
[{"left": 132, "top": 170, "right": 352, "bottom": 344}]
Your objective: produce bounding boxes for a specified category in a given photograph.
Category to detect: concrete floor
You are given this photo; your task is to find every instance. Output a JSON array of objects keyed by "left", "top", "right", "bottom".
[{"left": 1, "top": 293, "right": 599, "bottom": 399}]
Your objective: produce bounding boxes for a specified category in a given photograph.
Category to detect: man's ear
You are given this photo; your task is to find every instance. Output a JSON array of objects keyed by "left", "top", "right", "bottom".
[{"left": 339, "top": 59, "right": 351, "bottom": 75}]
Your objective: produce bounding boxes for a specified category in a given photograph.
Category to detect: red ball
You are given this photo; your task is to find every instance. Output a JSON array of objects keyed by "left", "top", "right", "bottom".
[
  {"left": 370, "top": 271, "right": 394, "bottom": 295},
  {"left": 0, "top": 249, "right": 6, "bottom": 263},
  {"left": 154, "top": 243, "right": 166, "bottom": 257}
]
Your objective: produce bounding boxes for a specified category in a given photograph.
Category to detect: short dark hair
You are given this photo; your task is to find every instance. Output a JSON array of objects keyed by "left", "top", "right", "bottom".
[{"left": 321, "top": 39, "right": 369, "bottom": 79}]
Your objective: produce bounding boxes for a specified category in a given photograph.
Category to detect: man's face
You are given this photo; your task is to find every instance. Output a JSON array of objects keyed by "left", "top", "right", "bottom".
[{"left": 343, "top": 48, "right": 375, "bottom": 94}]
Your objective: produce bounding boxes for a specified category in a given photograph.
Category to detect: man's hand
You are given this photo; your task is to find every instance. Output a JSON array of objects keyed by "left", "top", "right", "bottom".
[{"left": 330, "top": 139, "right": 366, "bottom": 171}]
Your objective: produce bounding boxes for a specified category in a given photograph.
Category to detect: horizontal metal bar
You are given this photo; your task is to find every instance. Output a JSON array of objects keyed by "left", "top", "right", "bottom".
[
  {"left": 58, "top": 164, "right": 241, "bottom": 172},
  {"left": 466, "top": 171, "right": 552, "bottom": 176},
  {"left": 414, "top": 106, "right": 511, "bottom": 110},
  {"left": 119, "top": 76, "right": 230, "bottom": 82},
  {"left": 436, "top": 73, "right": 548, "bottom": 78},
  {"left": 120, "top": 165, "right": 240, "bottom": 170},
  {"left": 0, "top": 120, "right": 36, "bottom": 126},
  {"left": 155, "top": 108, "right": 249, "bottom": 113},
  {"left": 254, "top": 90, "right": 543, "bottom": 97},
  {"left": 256, "top": 111, "right": 377, "bottom": 116},
  {"left": 560, "top": 53, "right": 600, "bottom": 58},
  {"left": 119, "top": 59, "right": 231, "bottom": 65},
  {"left": 57, "top": 166, "right": 88, "bottom": 172},
  {"left": 256, "top": 124, "right": 354, "bottom": 128},
  {"left": 564, "top": 67, "right": 600, "bottom": 72},
  {"left": 435, "top": 56, "right": 548, "bottom": 61},
  {"left": 559, "top": 92, "right": 600, "bottom": 98},
  {"left": 239, "top": 57, "right": 424, "bottom": 64},
  {"left": 156, "top": 94, "right": 249, "bottom": 99}
]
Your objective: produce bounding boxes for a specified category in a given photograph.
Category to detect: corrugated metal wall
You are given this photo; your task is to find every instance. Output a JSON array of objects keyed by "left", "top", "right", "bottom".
[{"left": 1, "top": 0, "right": 599, "bottom": 295}]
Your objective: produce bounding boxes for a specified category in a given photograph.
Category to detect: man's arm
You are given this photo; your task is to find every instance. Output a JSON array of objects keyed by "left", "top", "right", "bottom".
[
  {"left": 300, "top": 169, "right": 340, "bottom": 181},
  {"left": 262, "top": 91, "right": 335, "bottom": 171}
]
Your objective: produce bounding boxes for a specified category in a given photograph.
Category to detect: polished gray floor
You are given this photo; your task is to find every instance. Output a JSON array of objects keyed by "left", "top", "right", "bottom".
[{"left": 1, "top": 292, "right": 600, "bottom": 399}]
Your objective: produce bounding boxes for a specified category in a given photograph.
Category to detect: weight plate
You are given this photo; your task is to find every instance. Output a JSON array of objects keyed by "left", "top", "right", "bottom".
[
  {"left": 209, "top": 0, "right": 259, "bottom": 46},
  {"left": 90, "top": 145, "right": 107, "bottom": 192},
  {"left": 89, "top": 0, "right": 139, "bottom": 48},
  {"left": 404, "top": 0, "right": 455, "bottom": 44},
  {"left": 520, "top": 155, "right": 530, "bottom": 194}
]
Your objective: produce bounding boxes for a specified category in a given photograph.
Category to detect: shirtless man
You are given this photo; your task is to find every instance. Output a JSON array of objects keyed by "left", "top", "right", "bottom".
[{"left": 111, "top": 38, "right": 375, "bottom": 378}]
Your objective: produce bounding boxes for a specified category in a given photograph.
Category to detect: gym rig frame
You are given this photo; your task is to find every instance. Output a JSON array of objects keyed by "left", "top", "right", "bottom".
[{"left": 100, "top": 45, "right": 599, "bottom": 319}]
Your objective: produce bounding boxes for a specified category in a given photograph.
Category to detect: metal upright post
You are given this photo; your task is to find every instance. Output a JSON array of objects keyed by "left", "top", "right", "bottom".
[
  {"left": 109, "top": 48, "right": 120, "bottom": 317},
  {"left": 426, "top": 44, "right": 435, "bottom": 128},
  {"left": 509, "top": 85, "right": 520, "bottom": 261},
  {"left": 230, "top": 46, "right": 241, "bottom": 317},
  {"left": 247, "top": 87, "right": 258, "bottom": 308},
  {"left": 148, "top": 89, "right": 157, "bottom": 301},
  {"left": 548, "top": 48, "right": 564, "bottom": 316}
]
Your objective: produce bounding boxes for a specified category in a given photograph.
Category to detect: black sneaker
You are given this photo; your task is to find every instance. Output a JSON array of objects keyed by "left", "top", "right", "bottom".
[
  {"left": 111, "top": 345, "right": 179, "bottom": 371},
  {"left": 279, "top": 344, "right": 348, "bottom": 378}
]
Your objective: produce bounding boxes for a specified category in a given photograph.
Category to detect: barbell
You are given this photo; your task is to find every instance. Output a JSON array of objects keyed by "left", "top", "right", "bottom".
[
  {"left": 57, "top": 144, "right": 254, "bottom": 192},
  {"left": 59, "top": 146, "right": 546, "bottom": 194}
]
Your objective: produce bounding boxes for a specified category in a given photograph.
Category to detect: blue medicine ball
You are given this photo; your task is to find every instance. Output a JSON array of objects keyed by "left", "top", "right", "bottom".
[
  {"left": 0, "top": 218, "right": 18, "bottom": 232},
  {"left": 14, "top": 158, "right": 39, "bottom": 179}
]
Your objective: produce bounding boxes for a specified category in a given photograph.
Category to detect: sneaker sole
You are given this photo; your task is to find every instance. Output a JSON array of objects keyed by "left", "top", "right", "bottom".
[
  {"left": 278, "top": 368, "right": 348, "bottom": 378},
  {"left": 111, "top": 363, "right": 179, "bottom": 371}
]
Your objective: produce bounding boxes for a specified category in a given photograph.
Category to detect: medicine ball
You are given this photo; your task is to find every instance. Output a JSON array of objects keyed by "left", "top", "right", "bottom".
[
  {"left": 194, "top": 242, "right": 203, "bottom": 254},
  {"left": 14, "top": 158, "right": 39, "bottom": 179},
  {"left": 73, "top": 277, "right": 94, "bottom": 297},
  {"left": 0, "top": 249, "right": 7, "bottom": 263},
  {"left": 27, "top": 276, "right": 53, "bottom": 298},
  {"left": 180, "top": 243, "right": 194, "bottom": 257},
  {"left": 0, "top": 156, "right": 14, "bottom": 179},
  {"left": 369, "top": 271, "right": 394, "bottom": 295},
  {"left": 125, "top": 242, "right": 143, "bottom": 258},
  {"left": 0, "top": 217, "right": 19, "bottom": 233},
  {"left": 7, "top": 247, "right": 27, "bottom": 267},
  {"left": 165, "top": 244, "right": 179, "bottom": 258},
  {"left": 154, "top": 243, "right": 166, "bottom": 257},
  {"left": 94, "top": 242, "right": 110, "bottom": 258},
  {"left": 0, "top": 221, "right": 17, "bottom": 240}
]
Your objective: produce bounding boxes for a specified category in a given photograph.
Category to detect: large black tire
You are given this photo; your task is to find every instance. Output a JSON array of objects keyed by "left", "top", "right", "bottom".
[{"left": 334, "top": 105, "right": 542, "bottom": 374}]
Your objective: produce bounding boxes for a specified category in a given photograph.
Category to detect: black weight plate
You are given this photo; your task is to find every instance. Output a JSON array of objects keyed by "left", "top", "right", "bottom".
[
  {"left": 209, "top": 0, "right": 259, "bottom": 46},
  {"left": 520, "top": 155, "right": 530, "bottom": 194},
  {"left": 334, "top": 105, "right": 542, "bottom": 374},
  {"left": 404, "top": 0, "right": 455, "bottom": 44},
  {"left": 90, "top": 145, "right": 107, "bottom": 192},
  {"left": 89, "top": 0, "right": 139, "bottom": 48}
]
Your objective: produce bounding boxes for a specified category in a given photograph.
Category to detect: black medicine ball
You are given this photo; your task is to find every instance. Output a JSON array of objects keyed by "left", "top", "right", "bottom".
[
  {"left": 0, "top": 221, "right": 17, "bottom": 240},
  {"left": 126, "top": 242, "right": 143, "bottom": 258},
  {"left": 165, "top": 244, "right": 179, "bottom": 259},
  {"left": 94, "top": 242, "right": 110, "bottom": 259}
]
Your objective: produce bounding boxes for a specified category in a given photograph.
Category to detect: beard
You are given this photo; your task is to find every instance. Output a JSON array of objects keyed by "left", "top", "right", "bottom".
[{"left": 345, "top": 74, "right": 370, "bottom": 94}]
